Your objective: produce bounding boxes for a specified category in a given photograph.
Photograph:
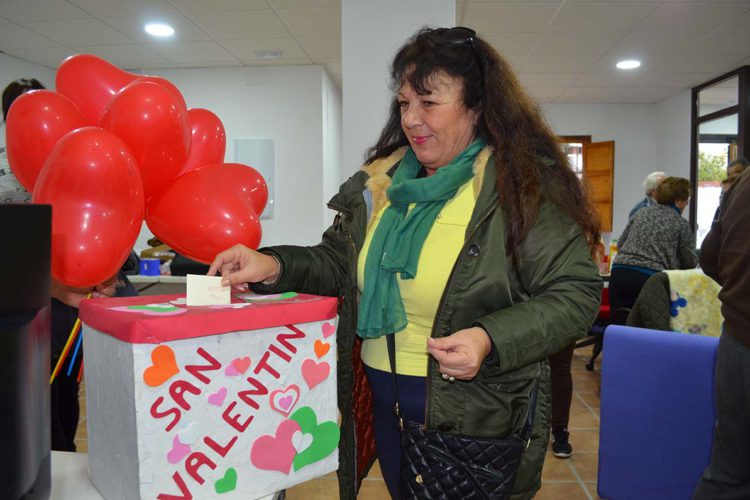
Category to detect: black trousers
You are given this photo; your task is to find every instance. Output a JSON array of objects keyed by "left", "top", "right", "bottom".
[
  {"left": 50, "top": 300, "right": 80, "bottom": 452},
  {"left": 548, "top": 343, "right": 575, "bottom": 429},
  {"left": 693, "top": 333, "right": 750, "bottom": 499},
  {"left": 50, "top": 361, "right": 80, "bottom": 452},
  {"left": 608, "top": 266, "right": 654, "bottom": 312}
]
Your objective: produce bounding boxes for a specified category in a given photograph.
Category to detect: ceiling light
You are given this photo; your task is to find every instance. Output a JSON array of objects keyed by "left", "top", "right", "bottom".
[
  {"left": 254, "top": 50, "right": 283, "bottom": 60},
  {"left": 616, "top": 59, "right": 641, "bottom": 70},
  {"left": 144, "top": 23, "right": 175, "bottom": 38}
]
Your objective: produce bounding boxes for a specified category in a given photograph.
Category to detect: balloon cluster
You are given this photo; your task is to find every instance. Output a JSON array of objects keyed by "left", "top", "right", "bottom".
[{"left": 5, "top": 55, "right": 267, "bottom": 287}]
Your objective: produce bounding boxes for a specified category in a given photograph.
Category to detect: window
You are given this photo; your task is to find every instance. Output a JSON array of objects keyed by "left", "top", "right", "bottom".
[{"left": 691, "top": 66, "right": 750, "bottom": 247}]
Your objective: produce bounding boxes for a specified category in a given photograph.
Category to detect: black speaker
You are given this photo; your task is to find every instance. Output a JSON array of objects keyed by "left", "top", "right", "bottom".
[{"left": 0, "top": 204, "right": 51, "bottom": 500}]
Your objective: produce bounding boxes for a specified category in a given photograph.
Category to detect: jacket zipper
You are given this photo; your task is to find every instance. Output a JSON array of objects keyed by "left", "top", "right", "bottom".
[{"left": 424, "top": 197, "right": 499, "bottom": 429}]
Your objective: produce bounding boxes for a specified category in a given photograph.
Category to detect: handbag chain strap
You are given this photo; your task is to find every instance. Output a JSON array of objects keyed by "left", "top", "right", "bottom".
[{"left": 386, "top": 334, "right": 538, "bottom": 442}]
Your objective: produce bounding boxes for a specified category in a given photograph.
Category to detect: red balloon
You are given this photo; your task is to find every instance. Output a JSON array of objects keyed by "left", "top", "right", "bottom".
[
  {"left": 56, "top": 54, "right": 138, "bottom": 124},
  {"left": 180, "top": 108, "right": 226, "bottom": 175},
  {"left": 99, "top": 81, "right": 190, "bottom": 200},
  {"left": 5, "top": 90, "right": 86, "bottom": 191},
  {"left": 134, "top": 75, "right": 187, "bottom": 112},
  {"left": 220, "top": 163, "right": 268, "bottom": 216},
  {"left": 146, "top": 164, "right": 264, "bottom": 264},
  {"left": 32, "top": 127, "right": 144, "bottom": 287}
]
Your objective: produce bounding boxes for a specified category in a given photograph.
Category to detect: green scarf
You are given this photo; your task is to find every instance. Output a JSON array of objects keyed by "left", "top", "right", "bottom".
[{"left": 357, "top": 139, "right": 486, "bottom": 338}]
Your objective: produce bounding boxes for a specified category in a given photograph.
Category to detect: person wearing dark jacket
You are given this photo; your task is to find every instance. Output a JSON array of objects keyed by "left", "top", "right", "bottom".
[
  {"left": 693, "top": 169, "right": 750, "bottom": 499},
  {"left": 210, "top": 27, "right": 601, "bottom": 499}
]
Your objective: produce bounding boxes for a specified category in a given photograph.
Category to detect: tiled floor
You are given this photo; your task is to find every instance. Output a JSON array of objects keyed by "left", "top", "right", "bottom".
[{"left": 75, "top": 346, "right": 602, "bottom": 499}]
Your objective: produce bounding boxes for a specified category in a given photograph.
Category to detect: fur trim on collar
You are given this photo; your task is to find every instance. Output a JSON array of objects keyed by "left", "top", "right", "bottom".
[{"left": 361, "top": 145, "right": 494, "bottom": 227}]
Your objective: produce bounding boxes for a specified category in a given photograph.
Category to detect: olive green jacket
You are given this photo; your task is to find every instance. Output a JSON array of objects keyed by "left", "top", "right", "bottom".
[{"left": 254, "top": 146, "right": 601, "bottom": 499}]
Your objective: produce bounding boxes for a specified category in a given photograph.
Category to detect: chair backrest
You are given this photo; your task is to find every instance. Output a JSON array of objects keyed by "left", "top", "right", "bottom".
[{"left": 598, "top": 325, "right": 718, "bottom": 500}]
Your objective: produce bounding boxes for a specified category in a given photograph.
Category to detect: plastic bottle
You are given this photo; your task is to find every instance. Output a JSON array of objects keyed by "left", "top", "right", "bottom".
[{"left": 608, "top": 239, "right": 618, "bottom": 273}]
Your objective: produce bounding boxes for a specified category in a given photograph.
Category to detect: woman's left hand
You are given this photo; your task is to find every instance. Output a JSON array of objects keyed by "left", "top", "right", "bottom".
[{"left": 427, "top": 327, "right": 492, "bottom": 381}]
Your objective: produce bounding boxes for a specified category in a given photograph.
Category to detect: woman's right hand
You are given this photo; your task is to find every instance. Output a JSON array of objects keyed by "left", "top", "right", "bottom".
[{"left": 208, "top": 244, "right": 280, "bottom": 287}]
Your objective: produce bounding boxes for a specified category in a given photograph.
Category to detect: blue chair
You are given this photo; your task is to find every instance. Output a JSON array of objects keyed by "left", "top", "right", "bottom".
[{"left": 598, "top": 325, "right": 718, "bottom": 500}]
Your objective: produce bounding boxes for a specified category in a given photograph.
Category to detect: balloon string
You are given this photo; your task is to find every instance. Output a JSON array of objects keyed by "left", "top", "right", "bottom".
[
  {"left": 50, "top": 292, "right": 91, "bottom": 385},
  {"left": 77, "top": 360, "right": 84, "bottom": 383},
  {"left": 66, "top": 329, "right": 84, "bottom": 376}
]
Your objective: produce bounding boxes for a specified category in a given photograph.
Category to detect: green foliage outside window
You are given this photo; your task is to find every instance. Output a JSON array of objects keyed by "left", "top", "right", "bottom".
[{"left": 698, "top": 151, "right": 728, "bottom": 182}]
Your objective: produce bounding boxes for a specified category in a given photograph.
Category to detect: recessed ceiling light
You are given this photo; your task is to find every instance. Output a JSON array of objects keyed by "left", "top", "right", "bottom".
[
  {"left": 144, "top": 23, "right": 175, "bottom": 37},
  {"left": 616, "top": 59, "right": 641, "bottom": 70}
]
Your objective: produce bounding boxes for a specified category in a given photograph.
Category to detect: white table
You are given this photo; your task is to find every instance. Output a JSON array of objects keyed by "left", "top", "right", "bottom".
[
  {"left": 51, "top": 452, "right": 277, "bottom": 500},
  {"left": 51, "top": 452, "right": 103, "bottom": 500}
]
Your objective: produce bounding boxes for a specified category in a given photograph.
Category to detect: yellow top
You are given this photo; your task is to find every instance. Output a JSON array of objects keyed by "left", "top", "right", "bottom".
[{"left": 359, "top": 177, "right": 477, "bottom": 376}]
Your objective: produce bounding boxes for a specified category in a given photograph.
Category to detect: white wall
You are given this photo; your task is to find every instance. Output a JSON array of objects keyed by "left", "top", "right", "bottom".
[
  {"left": 342, "top": 0, "right": 454, "bottom": 174},
  {"left": 542, "top": 102, "right": 660, "bottom": 239},
  {"left": 321, "top": 70, "right": 342, "bottom": 226},
  {"left": 655, "top": 90, "right": 692, "bottom": 180},
  {"left": 0, "top": 53, "right": 56, "bottom": 149},
  {"left": 541, "top": 91, "right": 694, "bottom": 240}
]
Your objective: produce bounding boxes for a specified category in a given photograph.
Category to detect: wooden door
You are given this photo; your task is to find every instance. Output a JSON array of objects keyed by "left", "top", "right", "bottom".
[{"left": 584, "top": 141, "right": 615, "bottom": 232}]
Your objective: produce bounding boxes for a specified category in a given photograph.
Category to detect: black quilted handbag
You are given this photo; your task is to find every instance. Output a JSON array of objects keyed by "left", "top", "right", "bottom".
[{"left": 386, "top": 335, "right": 538, "bottom": 499}]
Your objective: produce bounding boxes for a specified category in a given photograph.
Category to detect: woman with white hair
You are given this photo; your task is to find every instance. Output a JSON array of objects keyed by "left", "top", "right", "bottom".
[{"left": 629, "top": 171, "right": 666, "bottom": 219}]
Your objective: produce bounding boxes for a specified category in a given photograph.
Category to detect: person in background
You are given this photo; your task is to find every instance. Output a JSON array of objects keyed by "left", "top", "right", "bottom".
[
  {"left": 726, "top": 157, "right": 748, "bottom": 184},
  {"left": 609, "top": 176, "right": 698, "bottom": 313},
  {"left": 2, "top": 78, "right": 137, "bottom": 451},
  {"left": 548, "top": 344, "right": 576, "bottom": 458},
  {"left": 693, "top": 168, "right": 750, "bottom": 499},
  {"left": 209, "top": 26, "right": 602, "bottom": 499},
  {"left": 628, "top": 171, "right": 666, "bottom": 220},
  {"left": 712, "top": 158, "right": 747, "bottom": 221},
  {"left": 1, "top": 78, "right": 44, "bottom": 203}
]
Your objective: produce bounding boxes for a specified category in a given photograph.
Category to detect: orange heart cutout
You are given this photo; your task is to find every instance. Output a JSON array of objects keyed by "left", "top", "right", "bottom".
[
  {"left": 143, "top": 345, "right": 180, "bottom": 387},
  {"left": 314, "top": 340, "right": 330, "bottom": 359}
]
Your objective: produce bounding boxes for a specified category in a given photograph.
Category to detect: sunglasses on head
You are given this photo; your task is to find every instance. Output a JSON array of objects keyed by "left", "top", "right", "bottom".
[{"left": 440, "top": 26, "right": 485, "bottom": 82}]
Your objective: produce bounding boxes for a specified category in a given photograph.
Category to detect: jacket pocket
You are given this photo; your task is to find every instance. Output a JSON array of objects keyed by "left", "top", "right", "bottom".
[{"left": 461, "top": 374, "right": 538, "bottom": 439}]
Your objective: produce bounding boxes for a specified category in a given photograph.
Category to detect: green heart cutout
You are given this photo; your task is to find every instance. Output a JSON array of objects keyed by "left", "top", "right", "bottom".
[
  {"left": 244, "top": 291, "right": 298, "bottom": 303},
  {"left": 214, "top": 468, "right": 237, "bottom": 494},
  {"left": 289, "top": 406, "right": 340, "bottom": 471}
]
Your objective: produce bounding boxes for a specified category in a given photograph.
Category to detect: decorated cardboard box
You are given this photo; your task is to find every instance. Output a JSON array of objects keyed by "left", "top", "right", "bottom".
[{"left": 79, "top": 292, "right": 339, "bottom": 500}]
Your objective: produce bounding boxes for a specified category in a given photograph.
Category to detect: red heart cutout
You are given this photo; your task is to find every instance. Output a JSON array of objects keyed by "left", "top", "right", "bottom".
[
  {"left": 231, "top": 356, "right": 251, "bottom": 374},
  {"left": 301, "top": 359, "right": 330, "bottom": 390}
]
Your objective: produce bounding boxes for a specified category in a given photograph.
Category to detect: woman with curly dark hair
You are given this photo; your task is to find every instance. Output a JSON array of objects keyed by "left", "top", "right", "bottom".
[{"left": 210, "top": 27, "right": 602, "bottom": 499}]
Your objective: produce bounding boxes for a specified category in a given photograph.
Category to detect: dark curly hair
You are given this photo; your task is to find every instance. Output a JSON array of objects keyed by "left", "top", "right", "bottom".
[
  {"left": 365, "top": 27, "right": 601, "bottom": 260},
  {"left": 2, "top": 78, "right": 45, "bottom": 121}
]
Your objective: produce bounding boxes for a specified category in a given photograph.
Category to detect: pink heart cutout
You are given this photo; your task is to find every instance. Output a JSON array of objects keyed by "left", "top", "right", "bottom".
[
  {"left": 301, "top": 359, "right": 330, "bottom": 390},
  {"left": 269, "top": 384, "right": 301, "bottom": 416},
  {"left": 250, "top": 419, "right": 300, "bottom": 474},
  {"left": 231, "top": 356, "right": 251, "bottom": 374},
  {"left": 279, "top": 396, "right": 293, "bottom": 410},
  {"left": 208, "top": 387, "right": 228, "bottom": 406},
  {"left": 224, "top": 364, "right": 240, "bottom": 376},
  {"left": 321, "top": 322, "right": 335, "bottom": 338},
  {"left": 167, "top": 435, "right": 191, "bottom": 464}
]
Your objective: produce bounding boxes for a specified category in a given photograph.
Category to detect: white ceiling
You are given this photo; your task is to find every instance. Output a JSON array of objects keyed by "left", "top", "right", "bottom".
[{"left": 1, "top": 0, "right": 749, "bottom": 104}]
